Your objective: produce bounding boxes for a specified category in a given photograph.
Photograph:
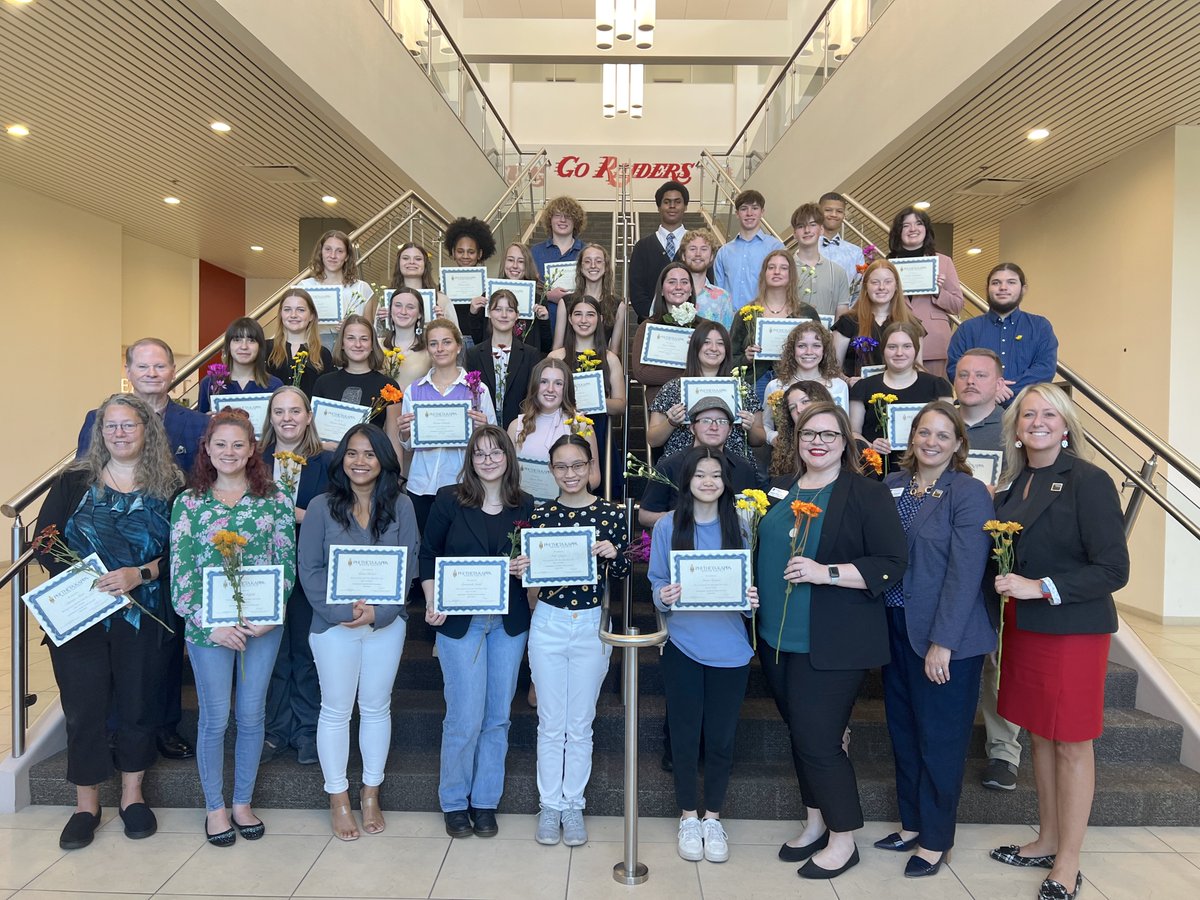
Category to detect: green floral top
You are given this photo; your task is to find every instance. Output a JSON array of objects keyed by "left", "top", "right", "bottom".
[{"left": 169, "top": 488, "right": 296, "bottom": 648}]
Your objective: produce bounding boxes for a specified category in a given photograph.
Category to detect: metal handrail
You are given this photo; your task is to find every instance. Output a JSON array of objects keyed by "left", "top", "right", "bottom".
[
  {"left": 483, "top": 149, "right": 548, "bottom": 226},
  {"left": 697, "top": 151, "right": 785, "bottom": 244}
]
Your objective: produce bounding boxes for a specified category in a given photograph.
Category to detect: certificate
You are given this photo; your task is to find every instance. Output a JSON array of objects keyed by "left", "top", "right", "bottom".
[
  {"left": 859, "top": 365, "right": 886, "bottom": 379},
  {"left": 433, "top": 557, "right": 510, "bottom": 614},
  {"left": 886, "top": 403, "right": 926, "bottom": 450},
  {"left": 669, "top": 549, "right": 752, "bottom": 611},
  {"left": 679, "top": 377, "right": 741, "bottom": 424},
  {"left": 967, "top": 449, "right": 1004, "bottom": 487},
  {"left": 22, "top": 554, "right": 129, "bottom": 647},
  {"left": 201, "top": 565, "right": 286, "bottom": 627},
  {"left": 383, "top": 288, "right": 436, "bottom": 323},
  {"left": 892, "top": 256, "right": 940, "bottom": 295},
  {"left": 819, "top": 315, "right": 835, "bottom": 330},
  {"left": 640, "top": 323, "right": 692, "bottom": 368},
  {"left": 517, "top": 456, "right": 559, "bottom": 501},
  {"left": 411, "top": 400, "right": 472, "bottom": 448},
  {"left": 522, "top": 526, "right": 597, "bottom": 587},
  {"left": 311, "top": 397, "right": 368, "bottom": 443},
  {"left": 307, "top": 286, "right": 344, "bottom": 324},
  {"left": 439, "top": 266, "right": 488, "bottom": 302},
  {"left": 210, "top": 393, "right": 272, "bottom": 438},
  {"left": 754, "top": 317, "right": 811, "bottom": 361},
  {"left": 326, "top": 545, "right": 409, "bottom": 605},
  {"left": 487, "top": 279, "right": 537, "bottom": 318},
  {"left": 572, "top": 370, "right": 607, "bottom": 416},
  {"left": 542, "top": 261, "right": 576, "bottom": 293}
]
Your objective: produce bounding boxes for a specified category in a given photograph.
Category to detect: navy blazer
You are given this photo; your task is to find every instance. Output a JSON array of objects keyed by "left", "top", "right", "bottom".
[
  {"left": 987, "top": 454, "right": 1129, "bottom": 636},
  {"left": 765, "top": 470, "right": 908, "bottom": 670},
  {"left": 884, "top": 469, "right": 996, "bottom": 659},
  {"left": 261, "top": 446, "right": 332, "bottom": 513},
  {"left": 464, "top": 337, "right": 545, "bottom": 428},
  {"left": 418, "top": 484, "right": 537, "bottom": 639},
  {"left": 78, "top": 400, "right": 208, "bottom": 476}
]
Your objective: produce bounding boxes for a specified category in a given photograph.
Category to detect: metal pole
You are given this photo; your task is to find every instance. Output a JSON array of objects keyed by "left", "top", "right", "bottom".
[
  {"left": 612, "top": 626, "right": 648, "bottom": 885},
  {"left": 1123, "top": 456, "right": 1158, "bottom": 537},
  {"left": 10, "top": 517, "right": 26, "bottom": 757}
]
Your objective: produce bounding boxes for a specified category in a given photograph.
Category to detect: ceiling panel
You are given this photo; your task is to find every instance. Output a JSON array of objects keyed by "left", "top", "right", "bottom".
[{"left": 467, "top": 0, "right": 787, "bottom": 19}]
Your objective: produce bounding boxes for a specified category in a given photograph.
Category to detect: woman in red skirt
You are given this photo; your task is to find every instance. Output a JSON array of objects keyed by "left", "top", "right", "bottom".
[{"left": 986, "top": 383, "right": 1129, "bottom": 900}]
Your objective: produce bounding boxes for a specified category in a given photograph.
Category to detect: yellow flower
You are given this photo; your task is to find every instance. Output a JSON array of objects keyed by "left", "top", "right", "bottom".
[{"left": 767, "top": 390, "right": 785, "bottom": 407}]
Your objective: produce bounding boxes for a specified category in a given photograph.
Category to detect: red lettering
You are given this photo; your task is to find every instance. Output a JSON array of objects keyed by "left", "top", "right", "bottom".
[
  {"left": 630, "top": 162, "right": 652, "bottom": 179},
  {"left": 594, "top": 156, "right": 618, "bottom": 183},
  {"left": 677, "top": 163, "right": 693, "bottom": 184},
  {"left": 556, "top": 155, "right": 581, "bottom": 178},
  {"left": 648, "top": 163, "right": 670, "bottom": 179}
]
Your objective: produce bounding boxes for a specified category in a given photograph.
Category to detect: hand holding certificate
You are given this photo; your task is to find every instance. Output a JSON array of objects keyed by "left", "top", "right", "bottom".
[
  {"left": 433, "top": 557, "right": 510, "bottom": 614},
  {"left": 640, "top": 324, "right": 692, "bottom": 368},
  {"left": 22, "top": 553, "right": 132, "bottom": 647},
  {"left": 201, "top": 565, "right": 286, "bottom": 627},
  {"left": 440, "top": 266, "right": 488, "bottom": 302},
  {"left": 667, "top": 549, "right": 753, "bottom": 611},
  {"left": 572, "top": 370, "right": 607, "bottom": 416},
  {"left": 521, "top": 526, "right": 597, "bottom": 587},
  {"left": 891, "top": 256, "right": 940, "bottom": 295},
  {"left": 326, "top": 545, "right": 409, "bottom": 605},
  {"left": 411, "top": 400, "right": 472, "bottom": 448}
]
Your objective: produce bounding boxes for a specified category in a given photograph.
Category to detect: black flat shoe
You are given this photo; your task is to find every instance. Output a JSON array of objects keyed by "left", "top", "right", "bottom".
[
  {"left": 905, "top": 853, "right": 946, "bottom": 878},
  {"left": 205, "top": 819, "right": 237, "bottom": 848},
  {"left": 1038, "top": 872, "right": 1083, "bottom": 900},
  {"left": 157, "top": 730, "right": 195, "bottom": 760},
  {"left": 469, "top": 807, "right": 498, "bottom": 837},
  {"left": 990, "top": 844, "right": 1056, "bottom": 869},
  {"left": 798, "top": 847, "right": 859, "bottom": 880},
  {"left": 231, "top": 815, "right": 265, "bottom": 840},
  {"left": 874, "top": 831, "right": 919, "bottom": 851},
  {"left": 59, "top": 810, "right": 101, "bottom": 850},
  {"left": 444, "top": 810, "right": 473, "bottom": 838},
  {"left": 119, "top": 802, "right": 157, "bottom": 840},
  {"left": 778, "top": 830, "right": 829, "bottom": 862}
]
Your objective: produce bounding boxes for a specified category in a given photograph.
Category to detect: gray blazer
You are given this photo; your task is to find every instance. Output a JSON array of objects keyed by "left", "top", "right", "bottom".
[{"left": 883, "top": 468, "right": 996, "bottom": 659}]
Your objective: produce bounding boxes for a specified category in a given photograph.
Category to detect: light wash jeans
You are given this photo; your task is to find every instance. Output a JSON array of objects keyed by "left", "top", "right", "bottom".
[
  {"left": 309, "top": 619, "right": 407, "bottom": 794},
  {"left": 188, "top": 627, "right": 284, "bottom": 812},
  {"left": 435, "top": 616, "right": 528, "bottom": 812},
  {"left": 527, "top": 604, "right": 610, "bottom": 811}
]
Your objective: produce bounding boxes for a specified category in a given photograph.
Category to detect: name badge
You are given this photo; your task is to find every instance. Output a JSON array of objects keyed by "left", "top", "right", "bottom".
[
  {"left": 1051, "top": 482, "right": 1064, "bottom": 492},
  {"left": 769, "top": 487, "right": 789, "bottom": 499},
  {"left": 932, "top": 489, "right": 944, "bottom": 498},
  {"left": 891, "top": 487, "right": 904, "bottom": 498}
]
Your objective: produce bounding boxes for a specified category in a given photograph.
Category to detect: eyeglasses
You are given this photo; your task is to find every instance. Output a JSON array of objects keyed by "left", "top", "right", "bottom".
[
  {"left": 102, "top": 422, "right": 143, "bottom": 434},
  {"left": 472, "top": 449, "right": 505, "bottom": 462},
  {"left": 695, "top": 417, "right": 730, "bottom": 427},
  {"left": 551, "top": 462, "right": 590, "bottom": 475},
  {"left": 798, "top": 429, "right": 843, "bottom": 444}
]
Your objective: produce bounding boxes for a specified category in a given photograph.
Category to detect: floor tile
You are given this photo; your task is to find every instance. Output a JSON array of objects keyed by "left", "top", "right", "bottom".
[
  {"left": 1146, "top": 825, "right": 1200, "bottom": 853},
  {"left": 1151, "top": 642, "right": 1200, "bottom": 661},
  {"left": 0, "top": 829, "right": 70, "bottom": 890},
  {"left": 23, "top": 832, "right": 201, "bottom": 894},
  {"left": 578, "top": 814, "right": 682, "bottom": 845},
  {"left": 0, "top": 806, "right": 116, "bottom": 832},
  {"left": 10, "top": 892, "right": 149, "bottom": 900},
  {"left": 1184, "top": 852, "right": 1200, "bottom": 871},
  {"left": 295, "top": 835, "right": 448, "bottom": 898},
  {"left": 159, "top": 833, "right": 329, "bottom": 896},
  {"left": 695, "top": 840, "right": 837, "bottom": 899},
  {"left": 566, "top": 839, "right": 699, "bottom": 900},
  {"left": 810, "top": 844, "right": 973, "bottom": 898},
  {"left": 1079, "top": 826, "right": 1173, "bottom": 852},
  {"left": 432, "top": 833, "right": 568, "bottom": 899},
  {"left": 1079, "top": 849, "right": 1200, "bottom": 898},
  {"left": 946, "top": 848, "right": 1072, "bottom": 900},
  {"left": 944, "top": 822, "right": 1038, "bottom": 850}
]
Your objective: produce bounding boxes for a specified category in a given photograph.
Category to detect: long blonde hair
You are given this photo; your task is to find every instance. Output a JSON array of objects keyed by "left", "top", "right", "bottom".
[
  {"left": 268, "top": 289, "right": 326, "bottom": 374},
  {"left": 999, "top": 383, "right": 1090, "bottom": 487},
  {"left": 260, "top": 386, "right": 324, "bottom": 459}
]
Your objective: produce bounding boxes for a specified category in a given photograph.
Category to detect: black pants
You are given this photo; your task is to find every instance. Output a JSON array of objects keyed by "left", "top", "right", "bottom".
[
  {"left": 660, "top": 641, "right": 749, "bottom": 813},
  {"left": 264, "top": 585, "right": 319, "bottom": 747},
  {"left": 408, "top": 490, "right": 436, "bottom": 539},
  {"left": 758, "top": 642, "right": 866, "bottom": 832},
  {"left": 158, "top": 606, "right": 184, "bottom": 732},
  {"left": 48, "top": 616, "right": 164, "bottom": 785}
]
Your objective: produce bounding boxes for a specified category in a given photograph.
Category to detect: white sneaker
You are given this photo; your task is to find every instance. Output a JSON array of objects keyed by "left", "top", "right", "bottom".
[
  {"left": 702, "top": 818, "right": 729, "bottom": 862},
  {"left": 561, "top": 808, "right": 588, "bottom": 846},
  {"left": 677, "top": 816, "right": 704, "bottom": 861},
  {"left": 535, "top": 807, "right": 561, "bottom": 845}
]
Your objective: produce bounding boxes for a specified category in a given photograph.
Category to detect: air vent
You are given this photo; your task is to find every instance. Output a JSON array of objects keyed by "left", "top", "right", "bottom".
[
  {"left": 242, "top": 165, "right": 317, "bottom": 183},
  {"left": 957, "top": 178, "right": 1030, "bottom": 197}
]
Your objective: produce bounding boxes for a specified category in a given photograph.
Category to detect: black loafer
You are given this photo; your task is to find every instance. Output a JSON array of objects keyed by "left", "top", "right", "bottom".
[
  {"left": 905, "top": 854, "right": 945, "bottom": 878},
  {"left": 874, "top": 831, "right": 919, "bottom": 851},
  {"left": 157, "top": 731, "right": 195, "bottom": 760},
  {"left": 444, "top": 810, "right": 473, "bottom": 838},
  {"left": 778, "top": 830, "right": 829, "bottom": 862},
  {"left": 990, "top": 844, "right": 1056, "bottom": 869},
  {"left": 470, "top": 807, "right": 498, "bottom": 837},
  {"left": 205, "top": 819, "right": 236, "bottom": 848},
  {"left": 798, "top": 847, "right": 860, "bottom": 880},
  {"left": 119, "top": 802, "right": 157, "bottom": 840},
  {"left": 59, "top": 810, "right": 101, "bottom": 850},
  {"left": 231, "top": 815, "right": 265, "bottom": 840},
  {"left": 1038, "top": 872, "right": 1083, "bottom": 900}
]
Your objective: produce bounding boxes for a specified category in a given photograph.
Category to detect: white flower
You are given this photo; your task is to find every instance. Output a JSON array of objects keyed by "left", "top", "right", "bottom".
[{"left": 671, "top": 301, "right": 697, "bottom": 326}]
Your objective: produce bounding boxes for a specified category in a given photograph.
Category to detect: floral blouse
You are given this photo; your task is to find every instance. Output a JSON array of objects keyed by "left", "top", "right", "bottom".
[
  {"left": 649, "top": 377, "right": 761, "bottom": 459},
  {"left": 529, "top": 499, "right": 629, "bottom": 610},
  {"left": 170, "top": 488, "right": 296, "bottom": 648}
]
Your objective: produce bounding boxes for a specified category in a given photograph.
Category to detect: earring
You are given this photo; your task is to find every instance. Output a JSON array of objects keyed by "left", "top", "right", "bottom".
[
  {"left": 1014, "top": 440, "right": 1023, "bottom": 449},
  {"left": 1061, "top": 431, "right": 1070, "bottom": 449}
]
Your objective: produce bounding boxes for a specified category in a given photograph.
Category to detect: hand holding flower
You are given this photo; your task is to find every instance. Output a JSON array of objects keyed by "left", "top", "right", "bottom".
[{"left": 993, "top": 573, "right": 1043, "bottom": 600}]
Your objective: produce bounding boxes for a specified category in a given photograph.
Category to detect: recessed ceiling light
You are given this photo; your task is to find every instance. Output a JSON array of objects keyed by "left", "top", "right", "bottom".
[
  {"left": 250, "top": 245, "right": 264, "bottom": 252},
  {"left": 967, "top": 247, "right": 983, "bottom": 255},
  {"left": 1027, "top": 127, "right": 1051, "bottom": 141},
  {"left": 913, "top": 201, "right": 931, "bottom": 211},
  {"left": 321, "top": 195, "right": 338, "bottom": 205},
  {"left": 6, "top": 124, "right": 30, "bottom": 136},
  {"left": 163, "top": 196, "right": 181, "bottom": 205},
  {"left": 210, "top": 121, "right": 231, "bottom": 133}
]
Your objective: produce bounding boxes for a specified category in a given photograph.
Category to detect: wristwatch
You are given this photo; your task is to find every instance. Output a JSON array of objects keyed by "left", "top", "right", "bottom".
[
  {"left": 828, "top": 565, "right": 840, "bottom": 585},
  {"left": 139, "top": 566, "right": 153, "bottom": 584}
]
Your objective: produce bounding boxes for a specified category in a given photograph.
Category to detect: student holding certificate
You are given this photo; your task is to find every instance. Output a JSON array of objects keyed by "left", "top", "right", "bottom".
[
  {"left": 464, "top": 288, "right": 545, "bottom": 428},
  {"left": 527, "top": 435, "right": 629, "bottom": 848},
  {"left": 551, "top": 243, "right": 629, "bottom": 356},
  {"left": 630, "top": 262, "right": 701, "bottom": 405},
  {"left": 419, "top": 425, "right": 536, "bottom": 839},
  {"left": 648, "top": 448, "right": 759, "bottom": 864},
  {"left": 444, "top": 217, "right": 496, "bottom": 348},
  {"left": 265, "top": 289, "right": 333, "bottom": 398},
  {"left": 299, "top": 229, "right": 374, "bottom": 350},
  {"left": 887, "top": 206, "right": 964, "bottom": 378},
  {"left": 169, "top": 409, "right": 296, "bottom": 848},
  {"left": 388, "top": 241, "right": 461, "bottom": 334},
  {"left": 259, "top": 387, "right": 331, "bottom": 766},
  {"left": 35, "top": 394, "right": 183, "bottom": 851},
  {"left": 832, "top": 259, "right": 926, "bottom": 379},
  {"left": 767, "top": 382, "right": 834, "bottom": 478},
  {"left": 197, "top": 317, "right": 283, "bottom": 414},
  {"left": 508, "top": 358, "right": 600, "bottom": 491},
  {"left": 298, "top": 423, "right": 419, "bottom": 841},
  {"left": 530, "top": 196, "right": 587, "bottom": 335},
  {"left": 497, "top": 241, "right": 552, "bottom": 351},
  {"left": 380, "top": 286, "right": 433, "bottom": 391},
  {"left": 761, "top": 321, "right": 850, "bottom": 444},
  {"left": 312, "top": 315, "right": 403, "bottom": 449}
]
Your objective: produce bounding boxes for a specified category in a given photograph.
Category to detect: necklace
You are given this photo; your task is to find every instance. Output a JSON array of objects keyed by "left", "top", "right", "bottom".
[
  {"left": 908, "top": 475, "right": 936, "bottom": 497},
  {"left": 104, "top": 462, "right": 136, "bottom": 492},
  {"left": 213, "top": 484, "right": 246, "bottom": 505}
]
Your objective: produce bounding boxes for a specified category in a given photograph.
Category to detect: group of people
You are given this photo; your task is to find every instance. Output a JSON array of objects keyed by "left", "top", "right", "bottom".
[{"left": 35, "top": 182, "right": 1120, "bottom": 900}]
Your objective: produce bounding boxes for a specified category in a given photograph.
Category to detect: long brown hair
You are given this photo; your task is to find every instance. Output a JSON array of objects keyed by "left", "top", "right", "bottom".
[
  {"left": 561, "top": 295, "right": 612, "bottom": 391},
  {"left": 221, "top": 317, "right": 271, "bottom": 387},
  {"left": 456, "top": 425, "right": 525, "bottom": 509},
  {"left": 188, "top": 409, "right": 277, "bottom": 496},
  {"left": 573, "top": 243, "right": 621, "bottom": 330},
  {"left": 751, "top": 250, "right": 802, "bottom": 315},
  {"left": 389, "top": 242, "right": 436, "bottom": 290},
  {"left": 382, "top": 286, "right": 428, "bottom": 353},
  {"left": 268, "top": 289, "right": 326, "bottom": 374},
  {"left": 774, "top": 321, "right": 840, "bottom": 384},
  {"left": 851, "top": 259, "right": 921, "bottom": 338},
  {"left": 308, "top": 230, "right": 359, "bottom": 285},
  {"left": 768, "top": 382, "right": 833, "bottom": 477},
  {"left": 514, "top": 358, "right": 578, "bottom": 449},
  {"left": 683, "top": 320, "right": 732, "bottom": 377}
]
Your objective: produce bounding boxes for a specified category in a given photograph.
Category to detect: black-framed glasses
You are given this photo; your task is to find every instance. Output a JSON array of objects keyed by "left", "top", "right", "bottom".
[
  {"left": 696, "top": 417, "right": 730, "bottom": 427},
  {"left": 798, "top": 429, "right": 842, "bottom": 444},
  {"left": 551, "top": 461, "right": 589, "bottom": 475},
  {"left": 102, "top": 422, "right": 143, "bottom": 434},
  {"left": 472, "top": 449, "right": 505, "bottom": 462}
]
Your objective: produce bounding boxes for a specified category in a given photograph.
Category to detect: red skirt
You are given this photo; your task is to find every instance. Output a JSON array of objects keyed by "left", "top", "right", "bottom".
[{"left": 996, "top": 600, "right": 1110, "bottom": 742}]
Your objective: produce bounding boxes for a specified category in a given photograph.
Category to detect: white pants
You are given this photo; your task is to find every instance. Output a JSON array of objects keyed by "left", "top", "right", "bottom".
[
  {"left": 310, "top": 620, "right": 406, "bottom": 794},
  {"left": 527, "top": 603, "right": 610, "bottom": 811}
]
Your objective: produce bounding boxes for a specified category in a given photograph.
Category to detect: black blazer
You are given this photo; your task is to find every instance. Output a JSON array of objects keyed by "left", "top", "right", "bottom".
[
  {"left": 261, "top": 446, "right": 332, "bottom": 513},
  {"left": 766, "top": 470, "right": 908, "bottom": 670},
  {"left": 418, "top": 484, "right": 537, "bottom": 639},
  {"left": 464, "top": 337, "right": 545, "bottom": 429},
  {"left": 986, "top": 454, "right": 1128, "bottom": 636}
]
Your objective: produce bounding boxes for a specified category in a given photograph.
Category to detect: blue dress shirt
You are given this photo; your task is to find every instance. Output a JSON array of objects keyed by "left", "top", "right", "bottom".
[
  {"left": 712, "top": 230, "right": 784, "bottom": 308},
  {"left": 946, "top": 308, "right": 1059, "bottom": 405}
]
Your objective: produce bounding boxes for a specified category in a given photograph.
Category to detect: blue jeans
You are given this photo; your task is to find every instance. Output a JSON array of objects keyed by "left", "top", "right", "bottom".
[
  {"left": 436, "top": 616, "right": 528, "bottom": 811},
  {"left": 188, "top": 627, "right": 284, "bottom": 811}
]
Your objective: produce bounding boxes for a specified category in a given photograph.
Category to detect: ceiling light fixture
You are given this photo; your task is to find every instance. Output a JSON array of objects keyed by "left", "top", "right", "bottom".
[
  {"left": 967, "top": 247, "right": 982, "bottom": 255},
  {"left": 322, "top": 195, "right": 338, "bottom": 205},
  {"left": 210, "top": 121, "right": 231, "bottom": 132},
  {"left": 6, "top": 124, "right": 30, "bottom": 136},
  {"left": 602, "top": 63, "right": 643, "bottom": 118},
  {"left": 250, "top": 245, "right": 264, "bottom": 252},
  {"left": 1027, "top": 127, "right": 1051, "bottom": 141},
  {"left": 913, "top": 201, "right": 931, "bottom": 210},
  {"left": 163, "top": 196, "right": 181, "bottom": 205},
  {"left": 597, "top": 0, "right": 653, "bottom": 49}
]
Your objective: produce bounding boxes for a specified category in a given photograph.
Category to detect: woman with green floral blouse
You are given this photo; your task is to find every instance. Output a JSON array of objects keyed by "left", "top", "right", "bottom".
[{"left": 170, "top": 409, "right": 295, "bottom": 848}]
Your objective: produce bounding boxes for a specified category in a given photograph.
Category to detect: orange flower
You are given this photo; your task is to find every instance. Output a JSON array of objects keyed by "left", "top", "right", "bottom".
[
  {"left": 791, "top": 500, "right": 822, "bottom": 519},
  {"left": 861, "top": 447, "right": 883, "bottom": 475},
  {"left": 380, "top": 384, "right": 403, "bottom": 404}
]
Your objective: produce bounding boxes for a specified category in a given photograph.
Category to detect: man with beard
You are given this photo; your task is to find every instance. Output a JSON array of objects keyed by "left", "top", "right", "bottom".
[{"left": 680, "top": 228, "right": 733, "bottom": 330}]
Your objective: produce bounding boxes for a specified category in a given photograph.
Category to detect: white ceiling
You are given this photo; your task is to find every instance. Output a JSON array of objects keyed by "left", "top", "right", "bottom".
[{"left": 463, "top": 0, "right": 789, "bottom": 19}]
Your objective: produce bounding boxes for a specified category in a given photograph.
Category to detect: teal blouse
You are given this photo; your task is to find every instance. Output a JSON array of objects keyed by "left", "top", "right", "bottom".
[{"left": 756, "top": 482, "right": 832, "bottom": 654}]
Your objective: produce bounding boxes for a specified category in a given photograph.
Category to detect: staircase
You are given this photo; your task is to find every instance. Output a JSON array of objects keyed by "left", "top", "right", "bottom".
[{"left": 28, "top": 600, "right": 1200, "bottom": 824}]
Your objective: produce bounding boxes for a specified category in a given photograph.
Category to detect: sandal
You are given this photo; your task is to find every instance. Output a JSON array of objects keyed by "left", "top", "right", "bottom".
[
  {"left": 330, "top": 795, "right": 359, "bottom": 842},
  {"left": 360, "top": 788, "right": 385, "bottom": 835}
]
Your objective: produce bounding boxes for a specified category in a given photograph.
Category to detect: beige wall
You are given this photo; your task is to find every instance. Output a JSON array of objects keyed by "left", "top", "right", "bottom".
[{"left": 122, "top": 235, "right": 199, "bottom": 358}]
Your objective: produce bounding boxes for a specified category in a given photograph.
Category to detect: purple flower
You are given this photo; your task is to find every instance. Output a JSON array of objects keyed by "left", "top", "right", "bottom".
[
  {"left": 207, "top": 363, "right": 230, "bottom": 393},
  {"left": 623, "top": 530, "right": 652, "bottom": 564},
  {"left": 464, "top": 370, "right": 483, "bottom": 397},
  {"left": 850, "top": 336, "right": 879, "bottom": 356}
]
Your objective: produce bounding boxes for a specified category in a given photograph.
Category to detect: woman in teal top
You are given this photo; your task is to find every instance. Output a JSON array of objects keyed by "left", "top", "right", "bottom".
[{"left": 756, "top": 402, "right": 906, "bottom": 881}]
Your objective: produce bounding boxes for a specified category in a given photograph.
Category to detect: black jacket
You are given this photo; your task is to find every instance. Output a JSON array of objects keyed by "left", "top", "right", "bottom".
[{"left": 464, "top": 337, "right": 545, "bottom": 429}]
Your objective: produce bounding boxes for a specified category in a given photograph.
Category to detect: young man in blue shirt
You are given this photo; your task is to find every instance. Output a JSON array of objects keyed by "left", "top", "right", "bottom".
[{"left": 712, "top": 190, "right": 784, "bottom": 309}]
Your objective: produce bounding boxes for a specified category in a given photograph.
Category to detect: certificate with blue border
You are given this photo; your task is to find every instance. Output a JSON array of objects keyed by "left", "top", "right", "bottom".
[
  {"left": 307, "top": 286, "right": 344, "bottom": 324},
  {"left": 891, "top": 256, "right": 939, "bottom": 295},
  {"left": 572, "top": 370, "right": 606, "bottom": 416},
  {"left": 886, "top": 403, "right": 926, "bottom": 451},
  {"left": 201, "top": 565, "right": 285, "bottom": 627},
  {"left": 670, "top": 549, "right": 752, "bottom": 611},
  {"left": 542, "top": 261, "right": 575, "bottom": 293},
  {"left": 383, "top": 288, "right": 437, "bottom": 323},
  {"left": 210, "top": 393, "right": 272, "bottom": 439},
  {"left": 859, "top": 364, "right": 886, "bottom": 379},
  {"left": 521, "top": 526, "right": 597, "bottom": 588},
  {"left": 433, "top": 557, "right": 510, "bottom": 615},
  {"left": 679, "top": 377, "right": 741, "bottom": 424},
  {"left": 22, "top": 554, "right": 129, "bottom": 647},
  {"left": 967, "top": 449, "right": 1004, "bottom": 487},
  {"left": 411, "top": 400, "right": 472, "bottom": 448},
  {"left": 439, "top": 266, "right": 488, "bottom": 302},
  {"left": 517, "top": 456, "right": 559, "bottom": 501},
  {"left": 754, "top": 317, "right": 811, "bottom": 361},
  {"left": 326, "top": 545, "right": 409, "bottom": 605},
  {"left": 311, "top": 397, "right": 370, "bottom": 443},
  {"left": 640, "top": 323, "right": 692, "bottom": 368},
  {"left": 486, "top": 279, "right": 537, "bottom": 318},
  {"left": 819, "top": 315, "right": 835, "bottom": 330}
]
